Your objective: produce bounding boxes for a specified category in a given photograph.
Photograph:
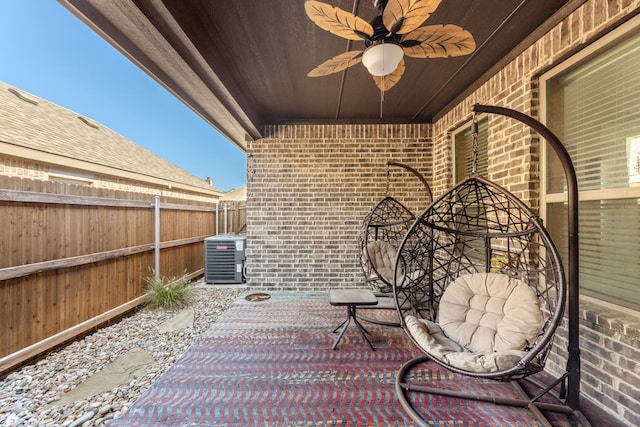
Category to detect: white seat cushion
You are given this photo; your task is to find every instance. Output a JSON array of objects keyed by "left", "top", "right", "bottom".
[
  {"left": 406, "top": 315, "right": 529, "bottom": 372},
  {"left": 366, "top": 240, "right": 396, "bottom": 282},
  {"left": 405, "top": 273, "right": 545, "bottom": 373},
  {"left": 439, "top": 273, "right": 544, "bottom": 353}
]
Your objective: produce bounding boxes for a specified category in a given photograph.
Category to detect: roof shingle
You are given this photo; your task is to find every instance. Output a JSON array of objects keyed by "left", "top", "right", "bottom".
[{"left": 0, "top": 81, "right": 221, "bottom": 194}]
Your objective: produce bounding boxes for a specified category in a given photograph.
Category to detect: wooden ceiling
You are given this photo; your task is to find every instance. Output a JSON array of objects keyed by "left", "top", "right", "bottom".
[{"left": 59, "top": 0, "right": 584, "bottom": 151}]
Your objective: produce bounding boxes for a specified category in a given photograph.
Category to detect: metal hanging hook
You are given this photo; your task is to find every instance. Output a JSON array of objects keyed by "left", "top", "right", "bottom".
[
  {"left": 385, "top": 162, "right": 390, "bottom": 196},
  {"left": 471, "top": 111, "right": 479, "bottom": 176}
]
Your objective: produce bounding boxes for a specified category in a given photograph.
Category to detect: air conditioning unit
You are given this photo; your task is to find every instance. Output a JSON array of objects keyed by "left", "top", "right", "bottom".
[{"left": 204, "top": 235, "right": 246, "bottom": 284}]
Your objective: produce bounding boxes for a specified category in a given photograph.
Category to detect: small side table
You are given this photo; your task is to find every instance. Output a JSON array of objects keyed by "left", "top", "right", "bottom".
[{"left": 329, "top": 289, "right": 378, "bottom": 351}]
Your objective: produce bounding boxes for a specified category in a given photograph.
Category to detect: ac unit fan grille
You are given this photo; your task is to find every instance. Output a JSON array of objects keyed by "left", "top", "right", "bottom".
[{"left": 204, "top": 236, "right": 246, "bottom": 284}]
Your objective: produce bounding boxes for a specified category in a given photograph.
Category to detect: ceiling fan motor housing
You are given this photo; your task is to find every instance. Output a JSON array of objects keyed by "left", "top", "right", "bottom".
[{"left": 365, "top": 15, "right": 402, "bottom": 47}]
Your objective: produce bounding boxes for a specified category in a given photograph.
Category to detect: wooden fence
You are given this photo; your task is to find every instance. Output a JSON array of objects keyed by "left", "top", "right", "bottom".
[
  {"left": 215, "top": 200, "right": 247, "bottom": 235},
  {"left": 0, "top": 178, "right": 245, "bottom": 374}
]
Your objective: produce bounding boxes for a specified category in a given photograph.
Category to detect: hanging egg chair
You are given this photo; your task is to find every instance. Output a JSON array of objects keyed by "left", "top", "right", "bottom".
[
  {"left": 394, "top": 175, "right": 565, "bottom": 379},
  {"left": 359, "top": 161, "right": 432, "bottom": 295},
  {"left": 393, "top": 105, "right": 590, "bottom": 426}
]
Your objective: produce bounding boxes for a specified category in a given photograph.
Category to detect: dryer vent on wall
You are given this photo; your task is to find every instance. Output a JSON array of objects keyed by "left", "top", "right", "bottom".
[{"left": 204, "top": 235, "right": 246, "bottom": 284}]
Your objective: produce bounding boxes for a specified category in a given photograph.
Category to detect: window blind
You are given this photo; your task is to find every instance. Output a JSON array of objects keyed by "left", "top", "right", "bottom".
[
  {"left": 547, "top": 34, "right": 640, "bottom": 193},
  {"left": 545, "top": 31, "right": 640, "bottom": 308}
]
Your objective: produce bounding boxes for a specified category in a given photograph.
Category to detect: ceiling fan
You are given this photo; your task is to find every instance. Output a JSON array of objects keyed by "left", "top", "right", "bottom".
[{"left": 305, "top": 0, "right": 476, "bottom": 92}]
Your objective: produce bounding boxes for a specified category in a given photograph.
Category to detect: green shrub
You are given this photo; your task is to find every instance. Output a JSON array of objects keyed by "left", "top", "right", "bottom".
[{"left": 144, "top": 271, "right": 194, "bottom": 310}]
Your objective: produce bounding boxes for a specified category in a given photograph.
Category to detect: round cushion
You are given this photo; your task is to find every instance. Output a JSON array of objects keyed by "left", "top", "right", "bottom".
[{"left": 438, "top": 273, "right": 545, "bottom": 353}]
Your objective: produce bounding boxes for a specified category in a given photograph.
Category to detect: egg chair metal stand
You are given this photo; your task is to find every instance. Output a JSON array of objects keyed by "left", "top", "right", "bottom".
[{"left": 393, "top": 104, "right": 589, "bottom": 426}]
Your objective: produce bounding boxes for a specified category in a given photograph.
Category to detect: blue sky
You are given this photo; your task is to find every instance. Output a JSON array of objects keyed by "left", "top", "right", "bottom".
[{"left": 0, "top": 1, "right": 246, "bottom": 192}]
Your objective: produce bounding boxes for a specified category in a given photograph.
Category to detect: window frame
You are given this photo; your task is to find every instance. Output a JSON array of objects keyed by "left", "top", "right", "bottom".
[{"left": 540, "top": 16, "right": 640, "bottom": 312}]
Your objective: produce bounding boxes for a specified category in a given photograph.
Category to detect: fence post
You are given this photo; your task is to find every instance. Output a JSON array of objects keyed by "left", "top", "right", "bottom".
[
  {"left": 224, "top": 203, "right": 228, "bottom": 235},
  {"left": 154, "top": 195, "right": 160, "bottom": 278},
  {"left": 215, "top": 202, "right": 219, "bottom": 235}
]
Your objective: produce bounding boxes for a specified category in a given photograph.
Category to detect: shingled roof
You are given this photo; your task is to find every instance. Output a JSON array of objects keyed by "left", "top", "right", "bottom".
[
  {"left": 0, "top": 81, "right": 222, "bottom": 195},
  {"left": 221, "top": 185, "right": 246, "bottom": 201}
]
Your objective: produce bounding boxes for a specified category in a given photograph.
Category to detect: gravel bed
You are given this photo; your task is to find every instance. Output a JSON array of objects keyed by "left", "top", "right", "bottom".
[{"left": 0, "top": 283, "right": 244, "bottom": 426}]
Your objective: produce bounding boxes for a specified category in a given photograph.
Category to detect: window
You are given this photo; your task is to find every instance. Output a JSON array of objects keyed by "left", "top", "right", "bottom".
[
  {"left": 542, "top": 21, "right": 640, "bottom": 309},
  {"left": 48, "top": 169, "right": 94, "bottom": 186},
  {"left": 454, "top": 117, "right": 488, "bottom": 182}
]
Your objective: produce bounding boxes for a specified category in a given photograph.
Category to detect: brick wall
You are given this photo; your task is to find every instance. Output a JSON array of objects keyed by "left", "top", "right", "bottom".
[
  {"left": 547, "top": 304, "right": 640, "bottom": 426},
  {"left": 246, "top": 124, "right": 431, "bottom": 292},
  {"left": 0, "top": 154, "right": 216, "bottom": 204},
  {"left": 0, "top": 156, "right": 48, "bottom": 180}
]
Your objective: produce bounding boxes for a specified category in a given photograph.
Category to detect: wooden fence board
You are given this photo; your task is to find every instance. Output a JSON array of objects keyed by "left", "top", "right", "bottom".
[{"left": 0, "top": 178, "right": 245, "bottom": 373}]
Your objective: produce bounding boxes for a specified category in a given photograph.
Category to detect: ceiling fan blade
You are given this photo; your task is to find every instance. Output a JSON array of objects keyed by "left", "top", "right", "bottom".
[
  {"left": 382, "top": 0, "right": 441, "bottom": 35},
  {"left": 401, "top": 25, "right": 476, "bottom": 58},
  {"left": 373, "top": 57, "right": 405, "bottom": 92},
  {"left": 305, "top": 0, "right": 374, "bottom": 41},
  {"left": 308, "top": 50, "right": 364, "bottom": 77}
]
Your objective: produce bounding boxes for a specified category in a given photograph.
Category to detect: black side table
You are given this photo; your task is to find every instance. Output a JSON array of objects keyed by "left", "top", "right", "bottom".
[{"left": 329, "top": 289, "right": 378, "bottom": 351}]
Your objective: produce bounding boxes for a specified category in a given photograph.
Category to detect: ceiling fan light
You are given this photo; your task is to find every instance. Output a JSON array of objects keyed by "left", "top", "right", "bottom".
[{"left": 362, "top": 43, "right": 403, "bottom": 76}]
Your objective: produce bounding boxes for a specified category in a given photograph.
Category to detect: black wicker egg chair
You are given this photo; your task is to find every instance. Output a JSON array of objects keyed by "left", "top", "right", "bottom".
[
  {"left": 357, "top": 162, "right": 432, "bottom": 326},
  {"left": 393, "top": 105, "right": 590, "bottom": 426},
  {"left": 359, "top": 161, "right": 432, "bottom": 295}
]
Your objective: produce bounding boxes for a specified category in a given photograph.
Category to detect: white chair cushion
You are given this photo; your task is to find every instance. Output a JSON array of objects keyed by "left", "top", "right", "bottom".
[
  {"left": 439, "top": 273, "right": 544, "bottom": 353},
  {"left": 405, "top": 273, "right": 545, "bottom": 373},
  {"left": 406, "top": 315, "right": 528, "bottom": 372},
  {"left": 366, "top": 240, "right": 396, "bottom": 282}
]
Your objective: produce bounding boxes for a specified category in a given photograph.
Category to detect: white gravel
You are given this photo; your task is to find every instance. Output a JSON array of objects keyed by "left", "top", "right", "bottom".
[{"left": 0, "top": 283, "right": 244, "bottom": 426}]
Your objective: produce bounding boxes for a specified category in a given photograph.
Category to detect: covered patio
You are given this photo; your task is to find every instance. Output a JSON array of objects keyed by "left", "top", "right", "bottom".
[{"left": 56, "top": 1, "right": 640, "bottom": 425}]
